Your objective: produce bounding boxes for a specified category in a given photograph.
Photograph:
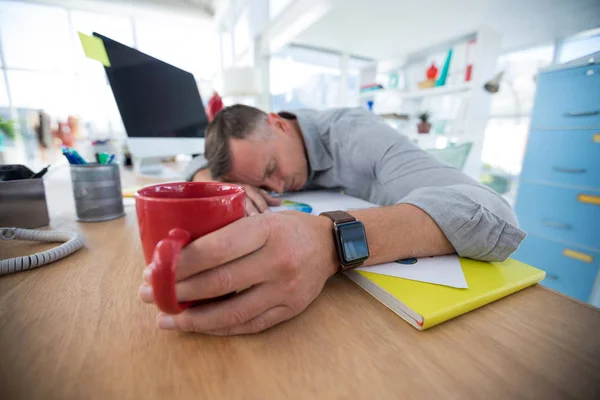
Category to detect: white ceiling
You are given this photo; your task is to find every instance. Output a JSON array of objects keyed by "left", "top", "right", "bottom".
[
  {"left": 18, "top": 0, "right": 221, "bottom": 16},
  {"left": 294, "top": 0, "right": 600, "bottom": 59},
  {"left": 100, "top": 0, "right": 221, "bottom": 15}
]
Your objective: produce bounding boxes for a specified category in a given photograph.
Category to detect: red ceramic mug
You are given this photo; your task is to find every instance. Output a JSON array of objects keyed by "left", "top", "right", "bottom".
[{"left": 135, "top": 182, "right": 245, "bottom": 314}]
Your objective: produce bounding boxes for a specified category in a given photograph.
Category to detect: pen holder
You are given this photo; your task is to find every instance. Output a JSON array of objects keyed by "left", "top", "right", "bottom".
[
  {"left": 0, "top": 165, "right": 50, "bottom": 228},
  {"left": 70, "top": 164, "right": 125, "bottom": 222}
]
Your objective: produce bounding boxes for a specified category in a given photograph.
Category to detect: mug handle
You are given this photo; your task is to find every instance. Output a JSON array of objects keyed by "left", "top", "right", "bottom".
[{"left": 150, "top": 228, "right": 194, "bottom": 314}]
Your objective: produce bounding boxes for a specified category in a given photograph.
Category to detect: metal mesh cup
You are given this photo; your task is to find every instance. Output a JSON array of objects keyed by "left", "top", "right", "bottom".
[{"left": 70, "top": 164, "right": 125, "bottom": 222}]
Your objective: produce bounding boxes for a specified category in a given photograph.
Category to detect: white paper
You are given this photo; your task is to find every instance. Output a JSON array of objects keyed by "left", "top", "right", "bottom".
[
  {"left": 272, "top": 190, "right": 379, "bottom": 215},
  {"left": 357, "top": 255, "right": 468, "bottom": 289}
]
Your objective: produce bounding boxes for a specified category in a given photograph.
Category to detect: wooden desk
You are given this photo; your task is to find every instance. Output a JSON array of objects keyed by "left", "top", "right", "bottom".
[{"left": 1, "top": 165, "right": 599, "bottom": 400}]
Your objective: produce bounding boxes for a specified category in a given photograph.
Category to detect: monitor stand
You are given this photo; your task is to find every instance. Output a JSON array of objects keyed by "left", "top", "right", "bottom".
[{"left": 133, "top": 157, "right": 183, "bottom": 180}]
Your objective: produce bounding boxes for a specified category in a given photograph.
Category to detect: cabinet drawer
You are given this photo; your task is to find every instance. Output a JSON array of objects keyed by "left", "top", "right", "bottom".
[
  {"left": 515, "top": 183, "right": 600, "bottom": 250},
  {"left": 531, "top": 65, "right": 600, "bottom": 130},
  {"left": 512, "top": 235, "right": 599, "bottom": 302},
  {"left": 520, "top": 129, "right": 600, "bottom": 189}
]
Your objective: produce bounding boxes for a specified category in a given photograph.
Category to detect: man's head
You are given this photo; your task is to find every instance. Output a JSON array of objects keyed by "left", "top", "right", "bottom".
[{"left": 205, "top": 105, "right": 308, "bottom": 193}]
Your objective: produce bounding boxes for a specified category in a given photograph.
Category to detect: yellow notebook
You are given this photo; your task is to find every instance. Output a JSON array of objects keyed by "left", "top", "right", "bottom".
[{"left": 345, "top": 258, "right": 545, "bottom": 330}]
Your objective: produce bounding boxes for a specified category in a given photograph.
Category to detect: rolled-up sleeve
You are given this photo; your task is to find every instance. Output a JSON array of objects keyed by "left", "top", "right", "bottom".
[
  {"left": 397, "top": 185, "right": 525, "bottom": 262},
  {"left": 335, "top": 111, "right": 525, "bottom": 262}
]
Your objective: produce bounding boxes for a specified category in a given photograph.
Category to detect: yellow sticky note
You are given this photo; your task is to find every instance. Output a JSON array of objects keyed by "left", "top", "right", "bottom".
[{"left": 78, "top": 32, "right": 111, "bottom": 67}]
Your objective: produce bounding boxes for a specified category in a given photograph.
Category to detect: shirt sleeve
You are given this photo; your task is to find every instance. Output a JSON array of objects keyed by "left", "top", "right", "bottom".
[
  {"left": 334, "top": 110, "right": 525, "bottom": 262},
  {"left": 183, "top": 155, "right": 208, "bottom": 181}
]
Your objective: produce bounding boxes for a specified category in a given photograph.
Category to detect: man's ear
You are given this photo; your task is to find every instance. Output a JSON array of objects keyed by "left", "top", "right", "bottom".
[{"left": 266, "top": 113, "right": 287, "bottom": 133}]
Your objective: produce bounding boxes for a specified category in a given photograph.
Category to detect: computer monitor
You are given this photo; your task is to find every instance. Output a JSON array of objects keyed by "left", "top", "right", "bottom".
[{"left": 94, "top": 33, "right": 207, "bottom": 176}]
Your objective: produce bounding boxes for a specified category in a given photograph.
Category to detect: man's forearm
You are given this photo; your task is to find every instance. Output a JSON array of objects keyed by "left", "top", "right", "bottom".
[{"left": 346, "top": 204, "right": 454, "bottom": 266}]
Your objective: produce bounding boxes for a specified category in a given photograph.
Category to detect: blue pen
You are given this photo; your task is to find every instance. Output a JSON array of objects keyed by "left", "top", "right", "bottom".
[
  {"left": 69, "top": 148, "right": 88, "bottom": 165},
  {"left": 107, "top": 154, "right": 116, "bottom": 164},
  {"left": 62, "top": 148, "right": 79, "bottom": 164}
]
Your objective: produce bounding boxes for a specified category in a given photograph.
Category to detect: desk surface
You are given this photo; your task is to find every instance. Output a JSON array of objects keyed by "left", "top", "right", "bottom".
[{"left": 1, "top": 165, "right": 599, "bottom": 400}]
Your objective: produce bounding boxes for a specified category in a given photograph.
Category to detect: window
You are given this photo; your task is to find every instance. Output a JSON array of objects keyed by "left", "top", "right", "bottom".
[
  {"left": 0, "top": 2, "right": 72, "bottom": 72},
  {"left": 481, "top": 45, "right": 554, "bottom": 177},
  {"left": 347, "top": 57, "right": 372, "bottom": 107},
  {"left": 490, "top": 45, "right": 555, "bottom": 117},
  {"left": 135, "top": 14, "right": 218, "bottom": 81},
  {"left": 270, "top": 46, "right": 341, "bottom": 111},
  {"left": 221, "top": 30, "right": 234, "bottom": 69},
  {"left": 0, "top": 75, "right": 8, "bottom": 107},
  {"left": 560, "top": 31, "right": 600, "bottom": 63},
  {"left": 7, "top": 70, "right": 75, "bottom": 117},
  {"left": 233, "top": 10, "right": 251, "bottom": 60}
]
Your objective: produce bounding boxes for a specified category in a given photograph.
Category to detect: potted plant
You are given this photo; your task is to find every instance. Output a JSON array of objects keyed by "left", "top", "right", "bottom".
[
  {"left": 0, "top": 116, "right": 16, "bottom": 152},
  {"left": 417, "top": 111, "right": 431, "bottom": 134}
]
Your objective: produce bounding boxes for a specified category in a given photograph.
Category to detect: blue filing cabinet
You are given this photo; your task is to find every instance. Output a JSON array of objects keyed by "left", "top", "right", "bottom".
[{"left": 513, "top": 53, "right": 600, "bottom": 304}]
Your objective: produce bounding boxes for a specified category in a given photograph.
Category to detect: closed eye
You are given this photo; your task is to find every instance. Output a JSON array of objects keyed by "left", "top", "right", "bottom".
[{"left": 263, "top": 160, "right": 277, "bottom": 181}]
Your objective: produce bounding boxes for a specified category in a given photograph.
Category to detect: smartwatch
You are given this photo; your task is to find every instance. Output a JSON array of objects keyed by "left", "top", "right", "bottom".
[{"left": 320, "top": 211, "right": 369, "bottom": 271}]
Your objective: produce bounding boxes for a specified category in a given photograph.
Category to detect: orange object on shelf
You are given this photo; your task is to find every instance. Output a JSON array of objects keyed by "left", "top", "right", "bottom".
[{"left": 418, "top": 79, "right": 436, "bottom": 89}]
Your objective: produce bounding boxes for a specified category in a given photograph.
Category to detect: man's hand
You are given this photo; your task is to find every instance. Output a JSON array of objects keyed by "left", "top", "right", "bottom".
[
  {"left": 241, "top": 185, "right": 281, "bottom": 216},
  {"left": 139, "top": 212, "right": 338, "bottom": 335},
  {"left": 192, "top": 168, "right": 280, "bottom": 215}
]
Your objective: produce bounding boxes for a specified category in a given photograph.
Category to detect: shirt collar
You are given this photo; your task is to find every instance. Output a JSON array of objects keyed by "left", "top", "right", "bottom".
[{"left": 280, "top": 110, "right": 333, "bottom": 181}]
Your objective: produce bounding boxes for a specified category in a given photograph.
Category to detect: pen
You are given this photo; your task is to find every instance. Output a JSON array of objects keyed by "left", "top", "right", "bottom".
[
  {"left": 69, "top": 148, "right": 88, "bottom": 165},
  {"left": 98, "top": 152, "right": 109, "bottom": 164},
  {"left": 31, "top": 165, "right": 50, "bottom": 179},
  {"left": 62, "top": 148, "right": 78, "bottom": 164},
  {"left": 107, "top": 154, "right": 116, "bottom": 164}
]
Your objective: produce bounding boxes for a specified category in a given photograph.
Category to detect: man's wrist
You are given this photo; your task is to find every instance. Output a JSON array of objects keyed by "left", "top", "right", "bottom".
[{"left": 315, "top": 215, "right": 340, "bottom": 278}]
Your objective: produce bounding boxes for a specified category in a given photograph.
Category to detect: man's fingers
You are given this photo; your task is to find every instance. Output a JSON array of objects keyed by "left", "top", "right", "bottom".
[
  {"left": 139, "top": 283, "right": 153, "bottom": 303},
  {"left": 244, "top": 187, "right": 269, "bottom": 213},
  {"left": 260, "top": 190, "right": 282, "bottom": 206},
  {"left": 245, "top": 199, "right": 260, "bottom": 216},
  {"left": 175, "top": 215, "right": 272, "bottom": 281},
  {"left": 206, "top": 306, "right": 293, "bottom": 335},
  {"left": 175, "top": 249, "right": 272, "bottom": 302},
  {"left": 157, "top": 283, "right": 278, "bottom": 332}
]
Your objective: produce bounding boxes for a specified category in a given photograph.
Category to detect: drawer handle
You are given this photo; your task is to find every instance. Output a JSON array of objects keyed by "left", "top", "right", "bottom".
[
  {"left": 578, "top": 194, "right": 600, "bottom": 205},
  {"left": 541, "top": 220, "right": 572, "bottom": 230},
  {"left": 545, "top": 274, "right": 560, "bottom": 281},
  {"left": 552, "top": 166, "right": 586, "bottom": 174},
  {"left": 563, "top": 248, "right": 593, "bottom": 263},
  {"left": 563, "top": 110, "right": 599, "bottom": 117}
]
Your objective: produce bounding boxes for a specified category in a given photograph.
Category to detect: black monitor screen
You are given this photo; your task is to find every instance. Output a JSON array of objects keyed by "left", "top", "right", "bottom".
[{"left": 94, "top": 33, "right": 208, "bottom": 138}]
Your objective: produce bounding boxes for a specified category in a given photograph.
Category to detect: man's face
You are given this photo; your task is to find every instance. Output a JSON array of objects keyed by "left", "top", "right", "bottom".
[{"left": 224, "top": 114, "right": 308, "bottom": 193}]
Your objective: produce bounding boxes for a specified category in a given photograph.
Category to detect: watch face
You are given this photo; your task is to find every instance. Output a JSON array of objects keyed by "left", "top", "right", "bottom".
[{"left": 336, "top": 220, "right": 369, "bottom": 264}]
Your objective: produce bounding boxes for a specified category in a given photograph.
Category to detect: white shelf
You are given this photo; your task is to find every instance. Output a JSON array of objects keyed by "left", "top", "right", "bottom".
[{"left": 360, "top": 83, "right": 472, "bottom": 100}]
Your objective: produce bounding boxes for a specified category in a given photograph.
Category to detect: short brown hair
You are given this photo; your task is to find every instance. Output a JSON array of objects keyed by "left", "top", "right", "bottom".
[{"left": 205, "top": 104, "right": 267, "bottom": 179}]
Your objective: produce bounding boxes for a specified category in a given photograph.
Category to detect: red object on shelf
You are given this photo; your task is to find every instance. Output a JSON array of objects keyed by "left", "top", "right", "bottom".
[
  {"left": 206, "top": 92, "right": 224, "bottom": 122},
  {"left": 465, "top": 65, "right": 473, "bottom": 82},
  {"left": 426, "top": 63, "right": 439, "bottom": 80},
  {"left": 465, "top": 39, "right": 476, "bottom": 82}
]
